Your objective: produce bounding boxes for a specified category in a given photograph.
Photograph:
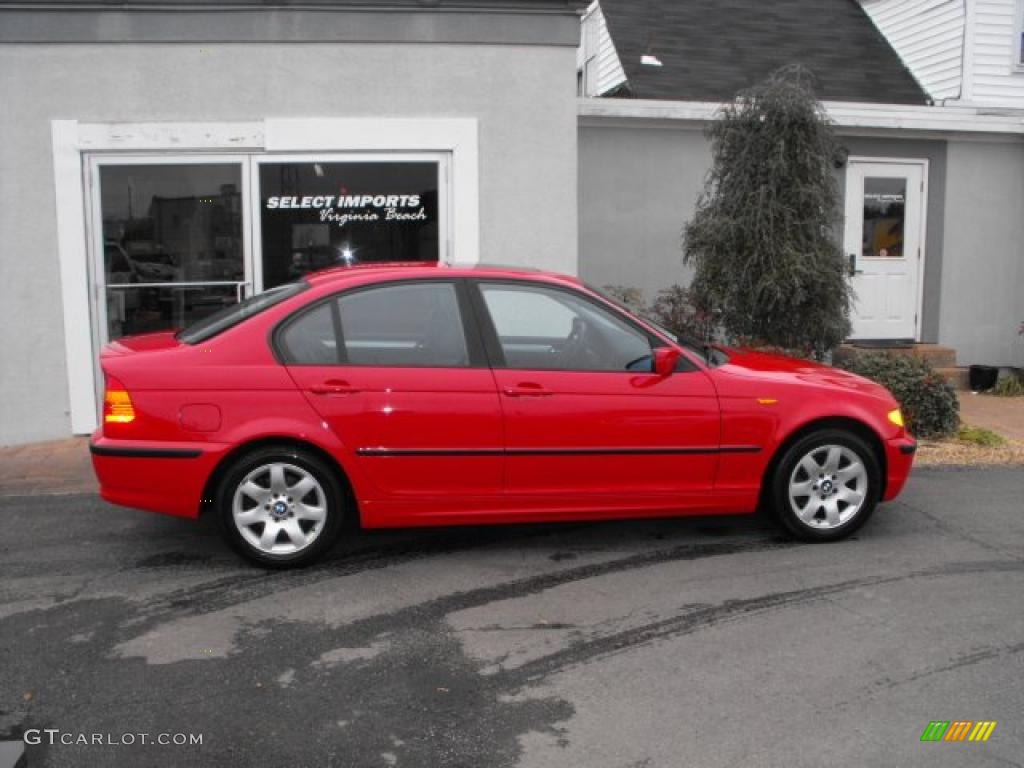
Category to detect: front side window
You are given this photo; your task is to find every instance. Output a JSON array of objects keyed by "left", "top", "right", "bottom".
[
  {"left": 279, "top": 282, "right": 470, "bottom": 368},
  {"left": 479, "top": 283, "right": 654, "bottom": 372}
]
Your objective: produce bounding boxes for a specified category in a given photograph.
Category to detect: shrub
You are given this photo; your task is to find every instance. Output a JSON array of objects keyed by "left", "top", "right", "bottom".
[
  {"left": 683, "top": 65, "right": 852, "bottom": 359},
  {"left": 839, "top": 353, "right": 959, "bottom": 438},
  {"left": 991, "top": 373, "right": 1024, "bottom": 397},
  {"left": 649, "top": 285, "right": 714, "bottom": 342},
  {"left": 601, "top": 284, "right": 714, "bottom": 342},
  {"left": 600, "top": 285, "right": 646, "bottom": 315}
]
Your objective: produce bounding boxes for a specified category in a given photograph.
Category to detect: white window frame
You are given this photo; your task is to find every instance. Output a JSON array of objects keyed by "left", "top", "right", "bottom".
[
  {"left": 1014, "top": 0, "right": 1024, "bottom": 72},
  {"left": 52, "top": 118, "right": 478, "bottom": 434}
]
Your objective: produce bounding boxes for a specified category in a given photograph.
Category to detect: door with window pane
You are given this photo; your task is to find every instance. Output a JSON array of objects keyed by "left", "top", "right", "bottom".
[
  {"left": 844, "top": 160, "right": 925, "bottom": 340},
  {"left": 93, "top": 161, "right": 249, "bottom": 342}
]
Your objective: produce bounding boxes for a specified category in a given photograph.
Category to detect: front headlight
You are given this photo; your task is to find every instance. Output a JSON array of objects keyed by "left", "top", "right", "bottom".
[{"left": 887, "top": 408, "right": 905, "bottom": 428}]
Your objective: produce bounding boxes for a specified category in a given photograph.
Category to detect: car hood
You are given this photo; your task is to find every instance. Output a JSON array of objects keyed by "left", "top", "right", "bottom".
[{"left": 715, "top": 347, "right": 894, "bottom": 400}]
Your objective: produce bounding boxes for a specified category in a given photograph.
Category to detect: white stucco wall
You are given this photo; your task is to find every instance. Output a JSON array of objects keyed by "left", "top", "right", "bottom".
[{"left": 0, "top": 42, "right": 578, "bottom": 445}]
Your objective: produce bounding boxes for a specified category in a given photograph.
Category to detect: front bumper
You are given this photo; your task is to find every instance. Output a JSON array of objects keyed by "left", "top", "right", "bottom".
[
  {"left": 90, "top": 433, "right": 227, "bottom": 519},
  {"left": 882, "top": 435, "right": 917, "bottom": 501}
]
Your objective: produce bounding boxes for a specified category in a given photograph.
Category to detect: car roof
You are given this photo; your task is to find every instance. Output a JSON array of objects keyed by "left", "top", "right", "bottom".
[{"left": 304, "top": 261, "right": 584, "bottom": 287}]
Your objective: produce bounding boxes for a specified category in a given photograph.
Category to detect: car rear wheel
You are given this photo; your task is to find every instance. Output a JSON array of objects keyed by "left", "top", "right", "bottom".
[
  {"left": 770, "top": 429, "right": 881, "bottom": 542},
  {"left": 216, "top": 446, "right": 344, "bottom": 568}
]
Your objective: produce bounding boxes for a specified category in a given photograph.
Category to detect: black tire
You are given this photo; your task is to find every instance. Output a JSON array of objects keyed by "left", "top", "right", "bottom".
[
  {"left": 770, "top": 428, "right": 881, "bottom": 542},
  {"left": 215, "top": 445, "right": 345, "bottom": 568}
]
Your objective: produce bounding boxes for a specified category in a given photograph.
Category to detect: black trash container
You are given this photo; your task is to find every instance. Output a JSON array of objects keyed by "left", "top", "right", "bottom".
[{"left": 969, "top": 365, "right": 999, "bottom": 391}]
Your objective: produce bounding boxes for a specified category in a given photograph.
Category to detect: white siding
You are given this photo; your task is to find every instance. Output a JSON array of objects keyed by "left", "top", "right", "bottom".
[
  {"left": 578, "top": 1, "right": 626, "bottom": 96},
  {"left": 970, "top": 0, "right": 1024, "bottom": 106},
  {"left": 860, "top": 0, "right": 965, "bottom": 101}
]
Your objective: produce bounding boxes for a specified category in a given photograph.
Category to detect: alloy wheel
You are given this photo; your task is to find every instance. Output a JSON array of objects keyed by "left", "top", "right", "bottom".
[
  {"left": 787, "top": 444, "right": 868, "bottom": 530},
  {"left": 231, "top": 462, "right": 327, "bottom": 555}
]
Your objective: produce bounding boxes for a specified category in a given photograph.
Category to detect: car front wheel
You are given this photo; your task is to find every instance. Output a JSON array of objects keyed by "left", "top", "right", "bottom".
[
  {"left": 216, "top": 446, "right": 344, "bottom": 568},
  {"left": 770, "top": 429, "right": 881, "bottom": 542}
]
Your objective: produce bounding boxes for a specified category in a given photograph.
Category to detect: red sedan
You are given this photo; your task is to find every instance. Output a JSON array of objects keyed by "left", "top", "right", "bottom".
[{"left": 91, "top": 264, "right": 916, "bottom": 567}]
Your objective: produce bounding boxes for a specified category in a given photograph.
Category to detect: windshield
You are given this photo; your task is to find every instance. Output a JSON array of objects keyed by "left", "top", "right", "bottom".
[
  {"left": 587, "top": 284, "right": 728, "bottom": 367},
  {"left": 177, "top": 282, "right": 308, "bottom": 344}
]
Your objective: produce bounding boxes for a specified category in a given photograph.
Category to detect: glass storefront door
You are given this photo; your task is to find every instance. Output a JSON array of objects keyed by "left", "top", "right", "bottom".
[{"left": 91, "top": 158, "right": 250, "bottom": 342}]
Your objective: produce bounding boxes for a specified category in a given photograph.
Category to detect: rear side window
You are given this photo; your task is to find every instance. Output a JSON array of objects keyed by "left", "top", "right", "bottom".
[
  {"left": 278, "top": 302, "right": 338, "bottom": 365},
  {"left": 178, "top": 282, "right": 307, "bottom": 344},
  {"left": 278, "top": 281, "right": 471, "bottom": 368}
]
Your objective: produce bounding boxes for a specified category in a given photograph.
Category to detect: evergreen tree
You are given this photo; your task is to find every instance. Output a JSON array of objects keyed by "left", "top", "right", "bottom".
[{"left": 683, "top": 65, "right": 851, "bottom": 358}]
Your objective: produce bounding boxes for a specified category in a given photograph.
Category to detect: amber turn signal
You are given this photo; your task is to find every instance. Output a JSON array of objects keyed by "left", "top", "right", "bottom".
[
  {"left": 104, "top": 376, "right": 135, "bottom": 424},
  {"left": 887, "top": 408, "right": 904, "bottom": 428}
]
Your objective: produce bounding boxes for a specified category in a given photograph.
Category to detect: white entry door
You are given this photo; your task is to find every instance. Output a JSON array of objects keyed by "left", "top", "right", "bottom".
[{"left": 844, "top": 159, "right": 926, "bottom": 340}]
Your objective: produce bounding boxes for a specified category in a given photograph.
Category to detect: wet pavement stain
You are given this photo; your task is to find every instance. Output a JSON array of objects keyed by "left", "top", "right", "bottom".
[{"left": 0, "top": 519, "right": 793, "bottom": 767}]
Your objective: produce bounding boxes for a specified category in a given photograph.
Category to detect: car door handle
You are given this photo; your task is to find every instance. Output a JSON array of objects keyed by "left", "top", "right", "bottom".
[
  {"left": 503, "top": 383, "right": 554, "bottom": 397},
  {"left": 309, "top": 379, "right": 361, "bottom": 396}
]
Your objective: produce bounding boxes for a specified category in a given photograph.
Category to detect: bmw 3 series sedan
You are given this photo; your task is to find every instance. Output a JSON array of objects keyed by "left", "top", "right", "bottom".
[{"left": 90, "top": 264, "right": 917, "bottom": 567}]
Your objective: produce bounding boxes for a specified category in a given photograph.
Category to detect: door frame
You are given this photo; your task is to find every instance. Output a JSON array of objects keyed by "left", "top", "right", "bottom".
[{"left": 844, "top": 156, "right": 929, "bottom": 341}]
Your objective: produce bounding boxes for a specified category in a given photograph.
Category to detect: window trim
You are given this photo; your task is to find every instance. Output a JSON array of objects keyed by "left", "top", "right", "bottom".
[
  {"left": 1015, "top": 0, "right": 1024, "bottom": 72},
  {"left": 272, "top": 277, "right": 487, "bottom": 369},
  {"left": 468, "top": 278, "right": 696, "bottom": 374}
]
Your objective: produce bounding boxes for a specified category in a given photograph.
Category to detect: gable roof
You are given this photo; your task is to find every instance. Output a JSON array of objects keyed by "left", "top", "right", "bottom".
[{"left": 598, "top": 0, "right": 929, "bottom": 105}]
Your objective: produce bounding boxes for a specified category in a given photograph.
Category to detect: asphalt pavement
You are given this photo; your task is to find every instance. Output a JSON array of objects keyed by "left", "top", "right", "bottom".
[{"left": 1, "top": 467, "right": 1022, "bottom": 767}]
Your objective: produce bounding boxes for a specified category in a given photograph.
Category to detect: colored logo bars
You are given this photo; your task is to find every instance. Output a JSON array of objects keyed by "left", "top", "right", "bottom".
[{"left": 921, "top": 721, "right": 997, "bottom": 742}]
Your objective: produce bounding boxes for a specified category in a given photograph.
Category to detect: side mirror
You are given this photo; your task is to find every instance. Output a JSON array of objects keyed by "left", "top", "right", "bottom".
[{"left": 653, "top": 347, "right": 681, "bottom": 377}]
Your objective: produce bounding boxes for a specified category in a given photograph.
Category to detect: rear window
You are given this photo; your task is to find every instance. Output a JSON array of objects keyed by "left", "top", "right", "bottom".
[{"left": 177, "top": 282, "right": 308, "bottom": 344}]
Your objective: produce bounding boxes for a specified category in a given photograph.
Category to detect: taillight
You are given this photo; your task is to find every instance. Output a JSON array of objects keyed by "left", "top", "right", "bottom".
[{"left": 103, "top": 375, "right": 135, "bottom": 425}]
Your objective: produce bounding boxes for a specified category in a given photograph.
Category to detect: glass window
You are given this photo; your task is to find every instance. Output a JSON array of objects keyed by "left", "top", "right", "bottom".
[
  {"left": 99, "top": 163, "right": 244, "bottom": 339},
  {"left": 259, "top": 161, "right": 440, "bottom": 289},
  {"left": 337, "top": 282, "right": 468, "bottom": 367},
  {"left": 480, "top": 283, "right": 653, "bottom": 372},
  {"left": 862, "top": 177, "right": 906, "bottom": 258},
  {"left": 276, "top": 300, "right": 338, "bottom": 365}
]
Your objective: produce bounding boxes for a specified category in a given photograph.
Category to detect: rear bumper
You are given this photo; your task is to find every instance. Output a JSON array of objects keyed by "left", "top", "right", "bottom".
[
  {"left": 882, "top": 435, "right": 917, "bottom": 501},
  {"left": 90, "top": 433, "right": 227, "bottom": 519}
]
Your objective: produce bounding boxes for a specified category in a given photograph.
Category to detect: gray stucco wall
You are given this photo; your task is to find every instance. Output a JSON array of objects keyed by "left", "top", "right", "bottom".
[
  {"left": 940, "top": 139, "right": 1024, "bottom": 367},
  {"left": 579, "top": 124, "right": 957, "bottom": 347},
  {"left": 0, "top": 41, "right": 578, "bottom": 445},
  {"left": 578, "top": 124, "right": 710, "bottom": 301}
]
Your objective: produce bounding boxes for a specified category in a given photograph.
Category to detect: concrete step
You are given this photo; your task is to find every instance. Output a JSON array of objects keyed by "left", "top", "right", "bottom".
[
  {"left": 936, "top": 366, "right": 970, "bottom": 391},
  {"left": 835, "top": 343, "right": 958, "bottom": 369}
]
